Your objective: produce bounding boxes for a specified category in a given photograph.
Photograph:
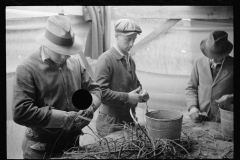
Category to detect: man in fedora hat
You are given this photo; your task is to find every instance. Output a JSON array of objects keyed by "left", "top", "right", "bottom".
[
  {"left": 186, "top": 30, "right": 233, "bottom": 122},
  {"left": 12, "top": 15, "right": 102, "bottom": 159},
  {"left": 94, "top": 19, "right": 150, "bottom": 137}
]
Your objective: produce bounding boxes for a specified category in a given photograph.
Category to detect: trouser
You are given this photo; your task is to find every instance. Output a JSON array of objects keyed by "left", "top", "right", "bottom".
[
  {"left": 22, "top": 135, "right": 80, "bottom": 159},
  {"left": 96, "top": 111, "right": 134, "bottom": 137}
]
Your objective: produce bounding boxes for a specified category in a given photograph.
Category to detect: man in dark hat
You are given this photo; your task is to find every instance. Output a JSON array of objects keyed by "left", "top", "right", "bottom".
[
  {"left": 12, "top": 15, "right": 102, "bottom": 159},
  {"left": 186, "top": 30, "right": 233, "bottom": 122},
  {"left": 95, "top": 19, "right": 150, "bottom": 137}
]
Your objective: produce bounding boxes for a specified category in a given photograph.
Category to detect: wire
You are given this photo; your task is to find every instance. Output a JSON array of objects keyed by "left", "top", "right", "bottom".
[
  {"left": 146, "top": 102, "right": 149, "bottom": 113},
  {"left": 129, "top": 107, "right": 151, "bottom": 143},
  {"left": 49, "top": 111, "right": 87, "bottom": 158}
]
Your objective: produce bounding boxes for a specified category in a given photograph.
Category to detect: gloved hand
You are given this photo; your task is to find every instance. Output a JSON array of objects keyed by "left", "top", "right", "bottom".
[
  {"left": 63, "top": 111, "right": 78, "bottom": 131},
  {"left": 74, "top": 105, "right": 94, "bottom": 129},
  {"left": 139, "top": 90, "right": 149, "bottom": 102},
  {"left": 128, "top": 87, "right": 142, "bottom": 105}
]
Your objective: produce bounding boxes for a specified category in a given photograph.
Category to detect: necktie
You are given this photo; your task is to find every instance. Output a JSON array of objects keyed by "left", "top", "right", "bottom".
[
  {"left": 211, "top": 63, "right": 221, "bottom": 81},
  {"left": 123, "top": 56, "right": 131, "bottom": 72}
]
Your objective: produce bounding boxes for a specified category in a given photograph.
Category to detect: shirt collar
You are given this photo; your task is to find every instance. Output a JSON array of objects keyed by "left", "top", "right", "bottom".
[
  {"left": 113, "top": 44, "right": 130, "bottom": 62},
  {"left": 41, "top": 46, "right": 49, "bottom": 62},
  {"left": 210, "top": 58, "right": 225, "bottom": 68}
]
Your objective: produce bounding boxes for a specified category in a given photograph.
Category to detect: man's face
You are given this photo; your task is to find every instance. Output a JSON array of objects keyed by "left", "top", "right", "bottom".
[
  {"left": 116, "top": 33, "right": 137, "bottom": 54},
  {"left": 47, "top": 48, "right": 67, "bottom": 64}
]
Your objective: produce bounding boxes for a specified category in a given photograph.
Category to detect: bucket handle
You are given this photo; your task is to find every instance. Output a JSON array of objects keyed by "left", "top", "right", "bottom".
[{"left": 146, "top": 102, "right": 149, "bottom": 113}]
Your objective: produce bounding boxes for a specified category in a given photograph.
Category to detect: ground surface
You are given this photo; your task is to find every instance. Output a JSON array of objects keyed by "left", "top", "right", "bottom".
[
  {"left": 181, "top": 117, "right": 233, "bottom": 159},
  {"left": 52, "top": 112, "right": 234, "bottom": 159}
]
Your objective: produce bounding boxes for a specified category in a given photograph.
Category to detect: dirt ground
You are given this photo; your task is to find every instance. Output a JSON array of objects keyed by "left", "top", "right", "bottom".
[
  {"left": 57, "top": 113, "right": 234, "bottom": 159},
  {"left": 181, "top": 115, "right": 233, "bottom": 159}
]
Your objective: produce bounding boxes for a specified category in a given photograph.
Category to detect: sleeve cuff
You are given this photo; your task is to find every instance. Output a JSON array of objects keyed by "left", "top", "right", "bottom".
[
  {"left": 123, "top": 93, "right": 130, "bottom": 106},
  {"left": 91, "top": 94, "right": 101, "bottom": 111},
  {"left": 44, "top": 109, "right": 68, "bottom": 128}
]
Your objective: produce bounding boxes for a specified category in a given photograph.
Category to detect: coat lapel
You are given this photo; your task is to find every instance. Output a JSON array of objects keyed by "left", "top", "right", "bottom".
[
  {"left": 202, "top": 58, "right": 213, "bottom": 83},
  {"left": 212, "top": 57, "right": 230, "bottom": 87}
]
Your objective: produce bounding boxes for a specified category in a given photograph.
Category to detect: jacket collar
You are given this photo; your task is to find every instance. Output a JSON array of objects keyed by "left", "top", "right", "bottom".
[
  {"left": 212, "top": 56, "right": 230, "bottom": 87},
  {"left": 202, "top": 57, "right": 213, "bottom": 82},
  {"left": 40, "top": 46, "right": 50, "bottom": 62},
  {"left": 113, "top": 45, "right": 130, "bottom": 64},
  {"left": 111, "top": 47, "right": 131, "bottom": 61}
]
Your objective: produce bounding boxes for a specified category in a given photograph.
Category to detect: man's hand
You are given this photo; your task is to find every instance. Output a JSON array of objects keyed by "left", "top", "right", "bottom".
[
  {"left": 189, "top": 107, "right": 201, "bottom": 121},
  {"left": 128, "top": 87, "right": 142, "bottom": 105},
  {"left": 215, "top": 94, "right": 233, "bottom": 107},
  {"left": 189, "top": 107, "right": 208, "bottom": 122},
  {"left": 74, "top": 105, "right": 94, "bottom": 129},
  {"left": 139, "top": 90, "right": 149, "bottom": 102}
]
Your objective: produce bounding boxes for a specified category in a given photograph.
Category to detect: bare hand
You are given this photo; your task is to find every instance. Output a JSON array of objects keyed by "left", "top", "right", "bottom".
[
  {"left": 128, "top": 87, "right": 142, "bottom": 105},
  {"left": 139, "top": 90, "right": 149, "bottom": 102},
  {"left": 215, "top": 94, "right": 233, "bottom": 107},
  {"left": 189, "top": 107, "right": 208, "bottom": 122},
  {"left": 189, "top": 107, "right": 200, "bottom": 121}
]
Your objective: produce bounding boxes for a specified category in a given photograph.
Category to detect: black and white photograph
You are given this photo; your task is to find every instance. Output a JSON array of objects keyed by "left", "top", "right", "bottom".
[{"left": 6, "top": 6, "right": 233, "bottom": 159}]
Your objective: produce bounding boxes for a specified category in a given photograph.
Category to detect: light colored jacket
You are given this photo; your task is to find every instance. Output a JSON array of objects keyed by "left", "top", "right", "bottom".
[{"left": 185, "top": 55, "right": 233, "bottom": 120}]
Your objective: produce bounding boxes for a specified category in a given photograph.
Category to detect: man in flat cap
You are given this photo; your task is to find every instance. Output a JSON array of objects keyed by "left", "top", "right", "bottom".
[
  {"left": 186, "top": 30, "right": 233, "bottom": 122},
  {"left": 12, "top": 15, "right": 101, "bottom": 159},
  {"left": 94, "top": 19, "right": 150, "bottom": 137}
]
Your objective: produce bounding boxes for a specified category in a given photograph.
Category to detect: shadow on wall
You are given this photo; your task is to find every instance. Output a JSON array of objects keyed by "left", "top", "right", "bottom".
[{"left": 136, "top": 70, "right": 189, "bottom": 111}]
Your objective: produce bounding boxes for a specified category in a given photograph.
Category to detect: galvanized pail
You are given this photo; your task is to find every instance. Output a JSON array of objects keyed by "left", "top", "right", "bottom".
[
  {"left": 219, "top": 104, "right": 234, "bottom": 138},
  {"left": 145, "top": 110, "right": 183, "bottom": 141}
]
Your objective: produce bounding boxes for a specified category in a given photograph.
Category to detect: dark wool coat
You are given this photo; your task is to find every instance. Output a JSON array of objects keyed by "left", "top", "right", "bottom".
[{"left": 94, "top": 47, "right": 142, "bottom": 136}]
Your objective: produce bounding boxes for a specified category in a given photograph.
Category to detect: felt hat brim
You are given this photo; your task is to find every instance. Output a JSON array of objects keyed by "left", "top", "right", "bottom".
[
  {"left": 34, "top": 28, "right": 83, "bottom": 55},
  {"left": 200, "top": 38, "right": 233, "bottom": 59}
]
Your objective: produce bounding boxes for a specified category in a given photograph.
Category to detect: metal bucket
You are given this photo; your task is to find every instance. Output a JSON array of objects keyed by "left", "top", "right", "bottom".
[
  {"left": 145, "top": 110, "right": 183, "bottom": 141},
  {"left": 219, "top": 104, "right": 234, "bottom": 138}
]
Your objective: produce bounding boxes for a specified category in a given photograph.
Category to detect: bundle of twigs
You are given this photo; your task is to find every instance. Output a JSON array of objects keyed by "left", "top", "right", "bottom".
[{"left": 53, "top": 123, "right": 196, "bottom": 159}]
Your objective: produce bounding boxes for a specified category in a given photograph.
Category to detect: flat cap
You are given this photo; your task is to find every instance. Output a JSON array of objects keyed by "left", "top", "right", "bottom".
[{"left": 114, "top": 19, "right": 142, "bottom": 35}]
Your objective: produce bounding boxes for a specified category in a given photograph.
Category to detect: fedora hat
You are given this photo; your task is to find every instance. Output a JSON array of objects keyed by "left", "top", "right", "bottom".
[
  {"left": 35, "top": 15, "right": 83, "bottom": 55},
  {"left": 114, "top": 19, "right": 142, "bottom": 36},
  {"left": 200, "top": 31, "right": 233, "bottom": 59}
]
